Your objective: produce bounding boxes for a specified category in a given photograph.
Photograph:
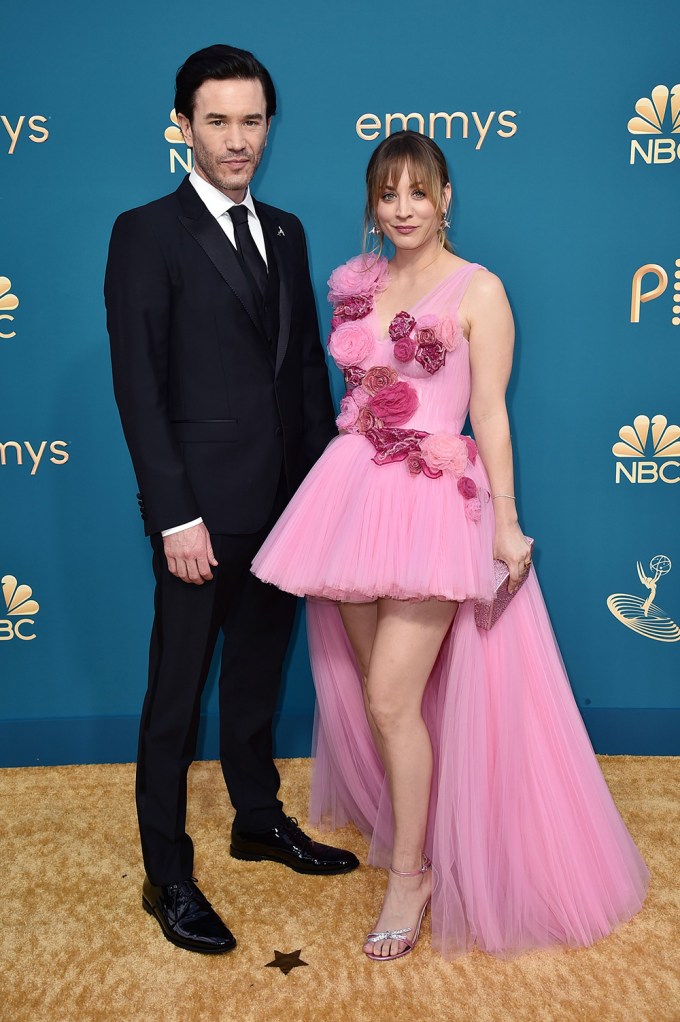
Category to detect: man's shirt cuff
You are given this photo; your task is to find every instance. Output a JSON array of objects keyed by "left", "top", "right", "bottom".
[{"left": 161, "top": 517, "right": 203, "bottom": 537}]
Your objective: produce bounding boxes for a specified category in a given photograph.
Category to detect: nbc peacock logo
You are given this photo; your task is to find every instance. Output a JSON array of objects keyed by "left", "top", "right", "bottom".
[
  {"left": 628, "top": 84, "right": 680, "bottom": 164},
  {"left": 0, "top": 575, "right": 40, "bottom": 641},
  {"left": 613, "top": 414, "right": 680, "bottom": 484},
  {"left": 0, "top": 276, "right": 19, "bottom": 339},
  {"left": 607, "top": 556, "right": 680, "bottom": 643},
  {"left": 164, "top": 109, "right": 193, "bottom": 174}
]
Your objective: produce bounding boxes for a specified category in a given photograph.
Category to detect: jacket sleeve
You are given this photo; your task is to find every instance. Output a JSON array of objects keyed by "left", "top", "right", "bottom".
[
  {"left": 293, "top": 217, "right": 338, "bottom": 468},
  {"left": 104, "top": 210, "right": 200, "bottom": 534}
]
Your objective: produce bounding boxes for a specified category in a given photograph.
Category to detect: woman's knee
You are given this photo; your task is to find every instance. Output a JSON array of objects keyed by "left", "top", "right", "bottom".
[{"left": 366, "top": 688, "right": 415, "bottom": 735}]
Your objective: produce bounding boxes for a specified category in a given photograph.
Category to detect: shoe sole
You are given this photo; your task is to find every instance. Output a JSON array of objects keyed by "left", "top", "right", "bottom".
[
  {"left": 142, "top": 897, "right": 237, "bottom": 954},
  {"left": 229, "top": 846, "right": 359, "bottom": 875}
]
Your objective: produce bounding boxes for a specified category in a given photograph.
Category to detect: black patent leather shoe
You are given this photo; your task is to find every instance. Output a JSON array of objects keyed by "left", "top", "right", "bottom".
[
  {"left": 142, "top": 876, "right": 236, "bottom": 954},
  {"left": 230, "top": 815, "right": 359, "bottom": 875}
]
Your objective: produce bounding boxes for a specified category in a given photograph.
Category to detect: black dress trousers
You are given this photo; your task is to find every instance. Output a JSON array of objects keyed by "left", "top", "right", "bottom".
[{"left": 136, "top": 475, "right": 296, "bottom": 886}]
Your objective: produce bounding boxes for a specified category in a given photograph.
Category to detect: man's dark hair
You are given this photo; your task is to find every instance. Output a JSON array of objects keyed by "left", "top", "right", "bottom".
[{"left": 175, "top": 44, "right": 277, "bottom": 121}]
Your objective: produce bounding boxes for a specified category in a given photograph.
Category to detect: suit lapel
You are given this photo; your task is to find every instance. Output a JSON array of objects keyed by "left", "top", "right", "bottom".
[
  {"left": 257, "top": 203, "right": 293, "bottom": 375},
  {"left": 176, "top": 177, "right": 269, "bottom": 346}
]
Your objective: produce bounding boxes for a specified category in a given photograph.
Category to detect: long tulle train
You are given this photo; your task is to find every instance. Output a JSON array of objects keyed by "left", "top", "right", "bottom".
[{"left": 307, "top": 573, "right": 649, "bottom": 959}]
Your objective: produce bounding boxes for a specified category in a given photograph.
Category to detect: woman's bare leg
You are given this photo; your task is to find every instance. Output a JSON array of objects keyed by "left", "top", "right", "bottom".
[
  {"left": 338, "top": 596, "right": 458, "bottom": 957},
  {"left": 362, "top": 597, "right": 458, "bottom": 958},
  {"left": 338, "top": 601, "right": 383, "bottom": 756}
]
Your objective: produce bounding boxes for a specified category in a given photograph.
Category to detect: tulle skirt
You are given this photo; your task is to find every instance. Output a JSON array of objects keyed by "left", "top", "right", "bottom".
[
  {"left": 307, "top": 580, "right": 649, "bottom": 959},
  {"left": 252, "top": 432, "right": 496, "bottom": 603}
]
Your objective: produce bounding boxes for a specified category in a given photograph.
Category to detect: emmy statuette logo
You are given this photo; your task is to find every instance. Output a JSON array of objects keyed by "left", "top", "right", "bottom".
[
  {"left": 628, "top": 84, "right": 680, "bottom": 164},
  {"left": 613, "top": 415, "right": 680, "bottom": 484},
  {"left": 0, "top": 575, "right": 40, "bottom": 641},
  {"left": 0, "top": 114, "right": 49, "bottom": 155},
  {"left": 165, "top": 110, "right": 193, "bottom": 174},
  {"left": 607, "top": 556, "right": 680, "bottom": 642},
  {"left": 0, "top": 276, "right": 19, "bottom": 339},
  {"left": 630, "top": 260, "right": 680, "bottom": 326}
]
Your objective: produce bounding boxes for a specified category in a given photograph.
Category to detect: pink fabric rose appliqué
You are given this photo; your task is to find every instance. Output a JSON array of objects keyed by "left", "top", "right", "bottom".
[
  {"left": 420, "top": 434, "right": 468, "bottom": 476},
  {"left": 438, "top": 316, "right": 464, "bottom": 353},
  {"left": 328, "top": 321, "right": 374, "bottom": 368},
  {"left": 328, "top": 254, "right": 388, "bottom": 305},
  {"left": 336, "top": 394, "right": 359, "bottom": 431}
]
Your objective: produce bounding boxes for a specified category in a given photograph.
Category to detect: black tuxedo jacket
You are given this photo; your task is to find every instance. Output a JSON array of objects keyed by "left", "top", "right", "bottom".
[{"left": 105, "top": 176, "right": 336, "bottom": 536}]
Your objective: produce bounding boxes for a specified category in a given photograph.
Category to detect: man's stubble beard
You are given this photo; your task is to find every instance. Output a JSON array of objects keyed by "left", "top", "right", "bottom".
[{"left": 192, "top": 137, "right": 265, "bottom": 197}]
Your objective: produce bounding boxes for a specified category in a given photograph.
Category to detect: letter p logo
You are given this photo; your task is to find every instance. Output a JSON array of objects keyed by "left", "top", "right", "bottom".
[{"left": 631, "top": 264, "right": 668, "bottom": 323}]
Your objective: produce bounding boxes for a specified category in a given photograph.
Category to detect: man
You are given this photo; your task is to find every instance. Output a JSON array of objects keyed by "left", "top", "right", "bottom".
[{"left": 105, "top": 44, "right": 357, "bottom": 955}]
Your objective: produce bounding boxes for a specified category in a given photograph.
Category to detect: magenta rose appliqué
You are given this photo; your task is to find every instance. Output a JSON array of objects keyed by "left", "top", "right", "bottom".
[
  {"left": 344, "top": 366, "right": 366, "bottom": 387},
  {"left": 415, "top": 341, "right": 446, "bottom": 375},
  {"left": 368, "top": 381, "right": 420, "bottom": 427},
  {"left": 393, "top": 337, "right": 417, "bottom": 363},
  {"left": 389, "top": 311, "right": 416, "bottom": 342}
]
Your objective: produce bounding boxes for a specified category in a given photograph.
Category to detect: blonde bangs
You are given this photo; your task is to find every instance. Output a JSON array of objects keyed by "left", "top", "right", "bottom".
[{"left": 370, "top": 154, "right": 444, "bottom": 217}]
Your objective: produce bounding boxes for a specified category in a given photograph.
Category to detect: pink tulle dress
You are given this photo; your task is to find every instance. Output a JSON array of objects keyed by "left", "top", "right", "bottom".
[{"left": 252, "top": 255, "right": 649, "bottom": 959}]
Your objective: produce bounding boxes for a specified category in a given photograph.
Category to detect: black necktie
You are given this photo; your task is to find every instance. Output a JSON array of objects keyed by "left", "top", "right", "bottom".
[{"left": 228, "top": 205, "right": 268, "bottom": 296}]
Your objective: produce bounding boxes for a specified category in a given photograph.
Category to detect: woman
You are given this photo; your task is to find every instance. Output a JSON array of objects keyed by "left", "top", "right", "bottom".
[{"left": 252, "top": 131, "right": 648, "bottom": 961}]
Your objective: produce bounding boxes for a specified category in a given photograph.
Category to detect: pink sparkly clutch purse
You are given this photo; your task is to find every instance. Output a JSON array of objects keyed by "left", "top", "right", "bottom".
[{"left": 474, "top": 539, "right": 534, "bottom": 630}]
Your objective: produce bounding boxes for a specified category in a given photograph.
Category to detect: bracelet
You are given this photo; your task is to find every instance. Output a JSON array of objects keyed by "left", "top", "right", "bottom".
[{"left": 492, "top": 493, "right": 516, "bottom": 501}]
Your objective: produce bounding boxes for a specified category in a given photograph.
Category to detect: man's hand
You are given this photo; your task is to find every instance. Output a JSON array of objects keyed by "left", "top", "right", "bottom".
[{"left": 163, "top": 522, "right": 218, "bottom": 585}]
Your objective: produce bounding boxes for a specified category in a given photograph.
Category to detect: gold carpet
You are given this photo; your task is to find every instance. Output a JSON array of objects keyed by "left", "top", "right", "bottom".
[{"left": 1, "top": 756, "right": 678, "bottom": 1022}]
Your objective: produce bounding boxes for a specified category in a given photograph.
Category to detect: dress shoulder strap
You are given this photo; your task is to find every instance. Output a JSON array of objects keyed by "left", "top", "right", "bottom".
[{"left": 449, "top": 262, "right": 487, "bottom": 311}]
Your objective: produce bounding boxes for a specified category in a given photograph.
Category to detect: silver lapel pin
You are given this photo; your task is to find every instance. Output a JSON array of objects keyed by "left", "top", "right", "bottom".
[{"left": 277, "top": 226, "right": 285, "bottom": 237}]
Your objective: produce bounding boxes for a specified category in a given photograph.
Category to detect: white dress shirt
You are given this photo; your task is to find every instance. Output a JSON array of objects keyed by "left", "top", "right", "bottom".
[
  {"left": 161, "top": 170, "right": 267, "bottom": 538},
  {"left": 187, "top": 168, "right": 268, "bottom": 263}
]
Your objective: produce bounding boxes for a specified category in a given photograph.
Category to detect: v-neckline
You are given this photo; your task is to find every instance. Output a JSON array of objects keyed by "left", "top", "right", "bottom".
[{"left": 373, "top": 261, "right": 474, "bottom": 340}]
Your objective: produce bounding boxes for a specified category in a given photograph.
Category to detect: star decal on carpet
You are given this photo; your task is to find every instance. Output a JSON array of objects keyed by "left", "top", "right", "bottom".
[{"left": 265, "top": 949, "right": 308, "bottom": 975}]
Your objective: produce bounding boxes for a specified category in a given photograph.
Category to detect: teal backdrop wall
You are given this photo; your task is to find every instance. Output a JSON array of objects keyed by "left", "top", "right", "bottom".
[{"left": 1, "top": 0, "right": 678, "bottom": 765}]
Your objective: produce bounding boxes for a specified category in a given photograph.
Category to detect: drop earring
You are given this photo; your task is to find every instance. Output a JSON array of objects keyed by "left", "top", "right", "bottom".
[{"left": 367, "top": 218, "right": 384, "bottom": 257}]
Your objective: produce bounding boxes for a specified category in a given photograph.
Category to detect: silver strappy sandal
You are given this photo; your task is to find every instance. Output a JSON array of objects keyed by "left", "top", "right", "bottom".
[{"left": 364, "top": 855, "right": 432, "bottom": 962}]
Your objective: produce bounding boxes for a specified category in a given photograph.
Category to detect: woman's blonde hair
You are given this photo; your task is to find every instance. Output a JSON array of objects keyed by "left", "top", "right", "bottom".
[{"left": 364, "top": 130, "right": 453, "bottom": 254}]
